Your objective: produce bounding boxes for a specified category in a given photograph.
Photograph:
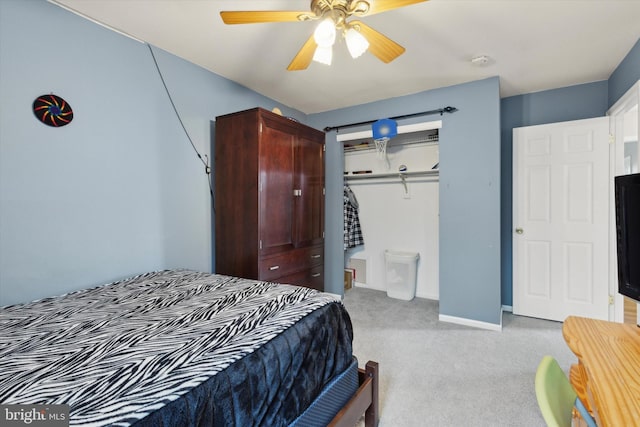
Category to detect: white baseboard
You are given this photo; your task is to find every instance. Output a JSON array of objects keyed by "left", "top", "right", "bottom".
[
  {"left": 439, "top": 314, "right": 502, "bottom": 331},
  {"left": 353, "top": 282, "right": 385, "bottom": 292},
  {"left": 324, "top": 292, "right": 342, "bottom": 301},
  {"left": 352, "top": 283, "right": 440, "bottom": 301},
  {"left": 502, "top": 305, "right": 513, "bottom": 313},
  {"left": 416, "top": 291, "right": 439, "bottom": 300}
]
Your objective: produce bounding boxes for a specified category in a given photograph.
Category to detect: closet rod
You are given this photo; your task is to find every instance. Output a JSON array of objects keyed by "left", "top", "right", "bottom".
[
  {"left": 344, "top": 170, "right": 439, "bottom": 181},
  {"left": 324, "top": 106, "right": 457, "bottom": 133}
]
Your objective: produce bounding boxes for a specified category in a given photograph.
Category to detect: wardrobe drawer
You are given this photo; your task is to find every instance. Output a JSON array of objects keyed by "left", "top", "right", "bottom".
[
  {"left": 259, "top": 245, "right": 324, "bottom": 282},
  {"left": 276, "top": 269, "right": 308, "bottom": 288},
  {"left": 259, "top": 249, "right": 309, "bottom": 281},
  {"left": 308, "top": 265, "right": 324, "bottom": 291},
  {"left": 277, "top": 266, "right": 324, "bottom": 291},
  {"left": 308, "top": 245, "right": 323, "bottom": 267}
]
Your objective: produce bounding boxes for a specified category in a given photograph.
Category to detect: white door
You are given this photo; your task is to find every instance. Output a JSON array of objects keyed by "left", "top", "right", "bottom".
[{"left": 513, "top": 117, "right": 610, "bottom": 322}]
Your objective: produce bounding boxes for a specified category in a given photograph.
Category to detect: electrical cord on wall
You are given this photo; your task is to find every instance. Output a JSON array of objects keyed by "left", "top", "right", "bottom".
[{"left": 147, "top": 44, "right": 215, "bottom": 210}]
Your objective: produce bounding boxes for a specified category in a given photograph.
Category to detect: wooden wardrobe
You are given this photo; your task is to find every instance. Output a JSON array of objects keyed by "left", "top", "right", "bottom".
[{"left": 214, "top": 107, "right": 325, "bottom": 291}]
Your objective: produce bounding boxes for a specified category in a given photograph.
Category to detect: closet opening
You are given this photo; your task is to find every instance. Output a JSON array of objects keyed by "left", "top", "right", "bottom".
[{"left": 340, "top": 120, "right": 441, "bottom": 301}]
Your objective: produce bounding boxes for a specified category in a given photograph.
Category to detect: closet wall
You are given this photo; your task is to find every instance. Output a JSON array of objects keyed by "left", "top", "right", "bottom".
[{"left": 342, "top": 126, "right": 440, "bottom": 300}]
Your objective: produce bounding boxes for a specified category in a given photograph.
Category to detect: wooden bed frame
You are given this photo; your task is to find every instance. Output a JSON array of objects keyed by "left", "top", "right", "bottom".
[{"left": 329, "top": 360, "right": 379, "bottom": 427}]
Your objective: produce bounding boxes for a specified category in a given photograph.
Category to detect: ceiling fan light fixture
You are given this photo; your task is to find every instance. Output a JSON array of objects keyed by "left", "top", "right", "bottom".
[
  {"left": 345, "top": 27, "right": 369, "bottom": 58},
  {"left": 313, "top": 17, "right": 336, "bottom": 47},
  {"left": 220, "top": 0, "right": 424, "bottom": 71},
  {"left": 313, "top": 45, "right": 333, "bottom": 65}
]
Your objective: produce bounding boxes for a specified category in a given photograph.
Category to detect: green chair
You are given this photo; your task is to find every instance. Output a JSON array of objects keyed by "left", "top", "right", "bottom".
[{"left": 535, "top": 355, "right": 597, "bottom": 427}]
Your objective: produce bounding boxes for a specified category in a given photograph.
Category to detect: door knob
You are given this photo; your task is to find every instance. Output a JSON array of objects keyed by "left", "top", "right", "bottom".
[{"left": 515, "top": 227, "right": 524, "bottom": 234}]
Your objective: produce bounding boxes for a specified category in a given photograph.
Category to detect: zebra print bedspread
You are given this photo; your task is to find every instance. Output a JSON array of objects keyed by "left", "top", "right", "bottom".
[{"left": 0, "top": 270, "right": 354, "bottom": 426}]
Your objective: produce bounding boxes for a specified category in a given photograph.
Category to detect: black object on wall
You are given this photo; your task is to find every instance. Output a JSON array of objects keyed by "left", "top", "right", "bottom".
[{"left": 33, "top": 94, "right": 73, "bottom": 127}]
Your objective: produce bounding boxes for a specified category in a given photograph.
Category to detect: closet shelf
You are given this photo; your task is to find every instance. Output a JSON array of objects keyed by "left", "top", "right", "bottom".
[
  {"left": 344, "top": 169, "right": 439, "bottom": 181},
  {"left": 343, "top": 136, "right": 438, "bottom": 154}
]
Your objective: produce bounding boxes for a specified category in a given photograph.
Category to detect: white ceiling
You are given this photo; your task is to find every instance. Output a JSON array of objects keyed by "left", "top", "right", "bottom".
[{"left": 51, "top": 0, "right": 640, "bottom": 114}]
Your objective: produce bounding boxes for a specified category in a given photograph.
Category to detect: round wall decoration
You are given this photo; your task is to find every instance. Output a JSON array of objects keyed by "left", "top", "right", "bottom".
[{"left": 33, "top": 94, "right": 73, "bottom": 127}]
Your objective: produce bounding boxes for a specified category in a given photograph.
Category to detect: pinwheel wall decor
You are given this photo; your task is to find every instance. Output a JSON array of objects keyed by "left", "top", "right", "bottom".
[{"left": 33, "top": 94, "right": 74, "bottom": 127}]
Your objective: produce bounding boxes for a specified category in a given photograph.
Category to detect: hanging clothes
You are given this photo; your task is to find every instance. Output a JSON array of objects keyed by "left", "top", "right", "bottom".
[{"left": 344, "top": 184, "right": 364, "bottom": 250}]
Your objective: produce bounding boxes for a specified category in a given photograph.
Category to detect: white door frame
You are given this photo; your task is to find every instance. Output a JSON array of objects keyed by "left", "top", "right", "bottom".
[{"left": 607, "top": 80, "right": 640, "bottom": 323}]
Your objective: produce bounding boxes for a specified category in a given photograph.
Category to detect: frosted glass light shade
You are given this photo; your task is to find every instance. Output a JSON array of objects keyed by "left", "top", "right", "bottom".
[
  {"left": 313, "top": 18, "right": 336, "bottom": 47},
  {"left": 345, "top": 28, "right": 369, "bottom": 58},
  {"left": 312, "top": 45, "right": 333, "bottom": 65}
]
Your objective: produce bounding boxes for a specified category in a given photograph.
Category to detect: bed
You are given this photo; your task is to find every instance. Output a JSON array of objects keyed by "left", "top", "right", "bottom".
[{"left": 0, "top": 269, "right": 378, "bottom": 427}]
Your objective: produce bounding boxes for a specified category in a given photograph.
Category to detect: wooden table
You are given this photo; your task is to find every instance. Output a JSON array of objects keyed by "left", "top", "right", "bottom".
[{"left": 563, "top": 316, "right": 640, "bottom": 426}]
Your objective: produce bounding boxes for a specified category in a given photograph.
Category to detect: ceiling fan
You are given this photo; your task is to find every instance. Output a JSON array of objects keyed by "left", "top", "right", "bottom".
[{"left": 220, "top": 0, "right": 428, "bottom": 70}]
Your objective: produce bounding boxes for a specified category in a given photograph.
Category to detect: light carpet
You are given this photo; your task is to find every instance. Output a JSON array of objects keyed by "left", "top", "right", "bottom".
[{"left": 342, "top": 286, "right": 574, "bottom": 427}]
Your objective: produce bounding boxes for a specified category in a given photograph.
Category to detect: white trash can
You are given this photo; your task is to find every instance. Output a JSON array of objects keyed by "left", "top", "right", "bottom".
[{"left": 384, "top": 250, "right": 420, "bottom": 301}]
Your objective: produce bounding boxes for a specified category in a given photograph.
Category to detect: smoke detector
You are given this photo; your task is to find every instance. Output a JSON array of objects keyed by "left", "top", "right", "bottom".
[{"left": 471, "top": 55, "right": 491, "bottom": 66}]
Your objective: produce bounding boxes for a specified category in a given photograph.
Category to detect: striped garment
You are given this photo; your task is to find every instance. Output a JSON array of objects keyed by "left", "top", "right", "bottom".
[{"left": 0, "top": 270, "right": 342, "bottom": 426}]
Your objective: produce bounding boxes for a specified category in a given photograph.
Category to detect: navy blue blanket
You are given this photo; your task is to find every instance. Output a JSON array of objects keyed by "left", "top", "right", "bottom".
[{"left": 0, "top": 270, "right": 354, "bottom": 426}]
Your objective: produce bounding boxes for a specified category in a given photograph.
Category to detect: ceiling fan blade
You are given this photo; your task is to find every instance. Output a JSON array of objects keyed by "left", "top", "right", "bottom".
[
  {"left": 220, "top": 11, "right": 312, "bottom": 24},
  {"left": 351, "top": 21, "right": 405, "bottom": 63},
  {"left": 366, "top": 0, "right": 428, "bottom": 16},
  {"left": 287, "top": 34, "right": 317, "bottom": 71}
]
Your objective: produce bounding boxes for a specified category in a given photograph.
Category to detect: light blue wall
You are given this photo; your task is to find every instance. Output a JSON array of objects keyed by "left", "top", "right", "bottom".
[
  {"left": 5, "top": 0, "right": 636, "bottom": 328},
  {"left": 609, "top": 38, "right": 640, "bottom": 108},
  {"left": 500, "top": 37, "right": 640, "bottom": 308},
  {"left": 310, "top": 77, "right": 503, "bottom": 326},
  {"left": 1, "top": 0, "right": 505, "bottom": 327},
  {"left": 0, "top": 0, "right": 300, "bottom": 306},
  {"left": 0, "top": 0, "right": 508, "bottom": 323},
  {"left": 500, "top": 82, "right": 609, "bottom": 306}
]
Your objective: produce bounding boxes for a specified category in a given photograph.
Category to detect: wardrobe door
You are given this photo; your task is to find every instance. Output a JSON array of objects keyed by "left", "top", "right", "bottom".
[
  {"left": 294, "top": 134, "right": 325, "bottom": 247},
  {"left": 259, "top": 121, "right": 296, "bottom": 256}
]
